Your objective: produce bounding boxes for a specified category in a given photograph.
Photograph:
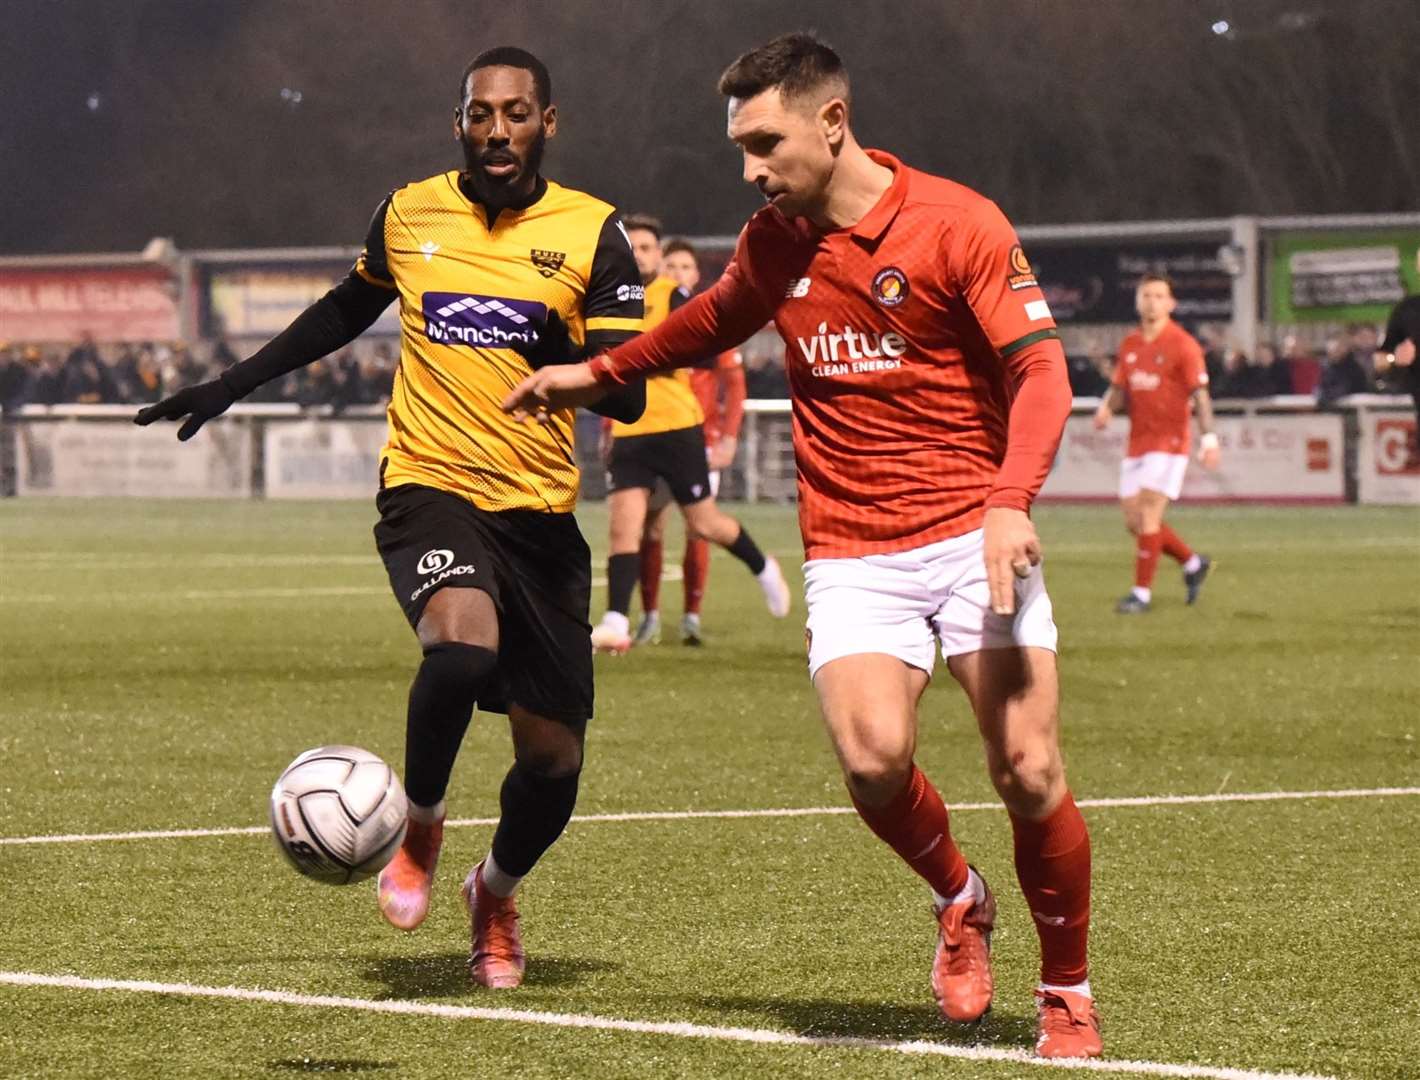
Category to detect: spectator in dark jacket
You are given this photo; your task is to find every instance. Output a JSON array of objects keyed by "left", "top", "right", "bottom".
[
  {"left": 1315, "top": 335, "right": 1371, "bottom": 406},
  {"left": 30, "top": 348, "right": 65, "bottom": 405},
  {"left": 1247, "top": 343, "right": 1294, "bottom": 397},
  {"left": 59, "top": 335, "right": 119, "bottom": 403}
]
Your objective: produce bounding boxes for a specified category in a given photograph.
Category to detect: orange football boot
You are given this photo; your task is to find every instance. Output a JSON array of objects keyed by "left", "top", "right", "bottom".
[
  {"left": 1034, "top": 988, "right": 1103, "bottom": 1058},
  {"left": 376, "top": 814, "right": 443, "bottom": 931},
  {"left": 931, "top": 867, "right": 996, "bottom": 1023},
  {"left": 462, "top": 861, "right": 526, "bottom": 988}
]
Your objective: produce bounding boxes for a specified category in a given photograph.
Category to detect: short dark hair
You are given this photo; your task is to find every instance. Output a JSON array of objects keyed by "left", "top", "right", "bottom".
[
  {"left": 1138, "top": 274, "right": 1174, "bottom": 294},
  {"left": 461, "top": 47, "right": 551, "bottom": 108},
  {"left": 662, "top": 238, "right": 699, "bottom": 265},
  {"left": 621, "top": 213, "right": 663, "bottom": 240},
  {"left": 717, "top": 32, "right": 849, "bottom": 104}
]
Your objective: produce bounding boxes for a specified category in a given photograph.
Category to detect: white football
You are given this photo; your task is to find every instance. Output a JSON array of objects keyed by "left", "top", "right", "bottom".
[{"left": 270, "top": 745, "right": 408, "bottom": 885}]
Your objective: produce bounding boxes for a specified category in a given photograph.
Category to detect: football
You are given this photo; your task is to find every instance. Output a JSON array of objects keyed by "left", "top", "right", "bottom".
[{"left": 269, "top": 745, "right": 408, "bottom": 885}]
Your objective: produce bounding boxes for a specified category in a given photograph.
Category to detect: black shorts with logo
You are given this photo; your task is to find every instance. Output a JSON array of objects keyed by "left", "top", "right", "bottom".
[
  {"left": 608, "top": 424, "right": 712, "bottom": 505},
  {"left": 373, "top": 484, "right": 594, "bottom": 725}
]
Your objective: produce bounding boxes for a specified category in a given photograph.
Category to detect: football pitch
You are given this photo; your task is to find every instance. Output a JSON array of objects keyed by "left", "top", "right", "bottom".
[{"left": 1, "top": 498, "right": 1417, "bottom": 1080}]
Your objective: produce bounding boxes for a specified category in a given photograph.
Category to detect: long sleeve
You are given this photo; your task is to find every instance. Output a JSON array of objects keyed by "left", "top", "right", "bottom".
[{"left": 983, "top": 337, "right": 1074, "bottom": 512}]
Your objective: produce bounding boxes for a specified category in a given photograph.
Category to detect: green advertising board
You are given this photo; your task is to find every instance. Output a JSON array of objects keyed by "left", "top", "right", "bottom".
[{"left": 1268, "top": 230, "right": 1420, "bottom": 323}]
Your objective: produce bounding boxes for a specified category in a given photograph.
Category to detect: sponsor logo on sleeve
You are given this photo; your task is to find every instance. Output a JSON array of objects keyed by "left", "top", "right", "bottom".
[
  {"left": 421, "top": 292, "right": 547, "bottom": 348},
  {"left": 871, "top": 266, "right": 909, "bottom": 307},
  {"left": 1024, "top": 299, "right": 1052, "bottom": 322},
  {"left": 616, "top": 283, "right": 646, "bottom": 304},
  {"left": 530, "top": 249, "right": 567, "bottom": 278},
  {"left": 1007, "top": 245, "right": 1039, "bottom": 291}
]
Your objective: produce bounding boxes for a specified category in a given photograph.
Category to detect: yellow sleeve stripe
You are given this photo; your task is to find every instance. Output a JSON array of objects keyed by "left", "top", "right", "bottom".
[
  {"left": 586, "top": 316, "right": 643, "bottom": 333},
  {"left": 355, "top": 263, "right": 397, "bottom": 289}
]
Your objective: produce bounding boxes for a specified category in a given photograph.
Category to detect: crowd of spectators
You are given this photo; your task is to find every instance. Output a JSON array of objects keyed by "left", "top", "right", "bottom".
[
  {"left": 0, "top": 322, "right": 1409, "bottom": 416},
  {"left": 1064, "top": 322, "right": 1406, "bottom": 407},
  {"left": 0, "top": 335, "right": 397, "bottom": 414}
]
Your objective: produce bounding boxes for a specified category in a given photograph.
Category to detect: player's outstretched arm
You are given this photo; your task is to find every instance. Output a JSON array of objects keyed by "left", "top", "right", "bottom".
[
  {"left": 1193, "top": 387, "right": 1221, "bottom": 469},
  {"left": 508, "top": 310, "right": 646, "bottom": 423}
]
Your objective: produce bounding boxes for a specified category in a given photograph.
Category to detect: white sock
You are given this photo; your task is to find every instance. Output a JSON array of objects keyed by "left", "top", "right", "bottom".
[
  {"left": 407, "top": 799, "right": 445, "bottom": 825},
  {"left": 932, "top": 866, "right": 984, "bottom": 910},
  {"left": 1040, "top": 980, "right": 1092, "bottom": 1000},
  {"left": 600, "top": 611, "right": 630, "bottom": 636},
  {"left": 479, "top": 852, "right": 522, "bottom": 898},
  {"left": 1131, "top": 586, "right": 1151, "bottom": 603},
  {"left": 643, "top": 609, "right": 658, "bottom": 621},
  {"left": 1183, "top": 554, "right": 1202, "bottom": 574},
  {"left": 756, "top": 556, "right": 779, "bottom": 582}
]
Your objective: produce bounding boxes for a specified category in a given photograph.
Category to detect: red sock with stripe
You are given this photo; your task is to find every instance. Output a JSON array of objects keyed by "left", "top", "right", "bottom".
[
  {"left": 683, "top": 538, "right": 710, "bottom": 616},
  {"left": 639, "top": 538, "right": 662, "bottom": 613},
  {"left": 1010, "top": 791, "right": 1091, "bottom": 986},
  {"left": 850, "top": 764, "right": 969, "bottom": 900},
  {"left": 1158, "top": 523, "right": 1193, "bottom": 564}
]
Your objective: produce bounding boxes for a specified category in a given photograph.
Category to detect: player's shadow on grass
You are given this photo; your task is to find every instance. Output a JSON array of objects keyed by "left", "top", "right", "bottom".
[
  {"left": 363, "top": 951, "right": 620, "bottom": 999},
  {"left": 687, "top": 992, "right": 1035, "bottom": 1048}
]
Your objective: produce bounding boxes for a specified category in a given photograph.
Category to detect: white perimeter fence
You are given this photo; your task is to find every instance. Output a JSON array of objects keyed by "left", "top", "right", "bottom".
[{"left": 2, "top": 397, "right": 1416, "bottom": 506}]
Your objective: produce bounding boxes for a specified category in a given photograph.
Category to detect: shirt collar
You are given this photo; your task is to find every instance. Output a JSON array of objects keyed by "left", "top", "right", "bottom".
[
  {"left": 850, "top": 149, "right": 909, "bottom": 243},
  {"left": 457, "top": 172, "right": 549, "bottom": 227}
]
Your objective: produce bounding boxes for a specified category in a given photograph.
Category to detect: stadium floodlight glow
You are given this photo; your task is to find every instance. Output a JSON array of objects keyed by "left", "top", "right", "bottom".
[
  {"left": 1211, "top": 19, "right": 1231, "bottom": 35},
  {"left": 85, "top": 92, "right": 101, "bottom": 112}
]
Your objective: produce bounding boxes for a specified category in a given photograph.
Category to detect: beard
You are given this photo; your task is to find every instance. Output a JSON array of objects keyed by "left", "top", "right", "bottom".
[{"left": 460, "top": 126, "right": 546, "bottom": 206}]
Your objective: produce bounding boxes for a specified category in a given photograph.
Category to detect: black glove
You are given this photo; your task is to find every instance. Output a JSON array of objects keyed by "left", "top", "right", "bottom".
[
  {"left": 516, "top": 310, "right": 580, "bottom": 369},
  {"left": 134, "top": 374, "right": 238, "bottom": 440}
]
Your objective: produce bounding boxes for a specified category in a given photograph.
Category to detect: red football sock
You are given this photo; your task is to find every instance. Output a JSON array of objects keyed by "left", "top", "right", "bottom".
[
  {"left": 850, "top": 764, "right": 969, "bottom": 900},
  {"left": 1134, "top": 531, "right": 1163, "bottom": 590},
  {"left": 1010, "top": 791, "right": 1091, "bottom": 986},
  {"left": 683, "top": 538, "right": 710, "bottom": 615},
  {"left": 639, "top": 538, "right": 663, "bottom": 613},
  {"left": 1158, "top": 523, "right": 1193, "bottom": 564}
]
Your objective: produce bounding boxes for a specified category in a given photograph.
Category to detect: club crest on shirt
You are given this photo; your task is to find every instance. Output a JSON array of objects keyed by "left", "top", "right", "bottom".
[
  {"left": 1007, "top": 245, "right": 1039, "bottom": 291},
  {"left": 530, "top": 249, "right": 566, "bottom": 278},
  {"left": 871, "top": 266, "right": 908, "bottom": 307}
]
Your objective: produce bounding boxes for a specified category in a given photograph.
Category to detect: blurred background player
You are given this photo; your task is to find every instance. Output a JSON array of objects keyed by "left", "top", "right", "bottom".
[
  {"left": 1094, "top": 275, "right": 1221, "bottom": 614},
  {"left": 1373, "top": 249, "right": 1419, "bottom": 465},
  {"left": 137, "top": 48, "right": 647, "bottom": 990},
  {"left": 507, "top": 33, "right": 1100, "bottom": 1058},
  {"left": 634, "top": 238, "right": 749, "bottom": 646},
  {"left": 593, "top": 213, "right": 789, "bottom": 654}
]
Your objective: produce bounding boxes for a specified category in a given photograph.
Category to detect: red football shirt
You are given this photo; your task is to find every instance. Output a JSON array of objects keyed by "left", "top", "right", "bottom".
[
  {"left": 691, "top": 351, "right": 747, "bottom": 445},
  {"left": 593, "top": 150, "right": 1071, "bottom": 560},
  {"left": 1111, "top": 320, "right": 1208, "bottom": 456}
]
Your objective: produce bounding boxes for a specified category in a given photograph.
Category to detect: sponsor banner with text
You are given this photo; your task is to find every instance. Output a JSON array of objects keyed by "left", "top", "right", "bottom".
[
  {"left": 1041, "top": 414, "right": 1345, "bottom": 502},
  {"left": 1026, "top": 242, "right": 1234, "bottom": 324},
  {"left": 0, "top": 268, "right": 180, "bottom": 342},
  {"left": 207, "top": 269, "right": 400, "bottom": 338},
  {"left": 1357, "top": 413, "right": 1420, "bottom": 505},
  {"left": 264, "top": 419, "right": 387, "bottom": 499},
  {"left": 16, "top": 420, "right": 250, "bottom": 497}
]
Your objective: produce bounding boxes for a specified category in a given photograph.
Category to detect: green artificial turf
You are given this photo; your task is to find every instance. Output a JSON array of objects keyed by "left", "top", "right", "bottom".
[{"left": 1, "top": 499, "right": 1417, "bottom": 1078}]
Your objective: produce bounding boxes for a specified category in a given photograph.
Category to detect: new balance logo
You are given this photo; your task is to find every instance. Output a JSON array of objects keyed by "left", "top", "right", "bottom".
[{"left": 785, "top": 277, "right": 811, "bottom": 298}]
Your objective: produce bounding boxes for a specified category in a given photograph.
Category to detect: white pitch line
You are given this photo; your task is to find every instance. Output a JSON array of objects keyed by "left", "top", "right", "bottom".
[
  {"left": 0, "top": 971, "right": 1335, "bottom": 1080},
  {"left": 3, "top": 786, "right": 1417, "bottom": 848}
]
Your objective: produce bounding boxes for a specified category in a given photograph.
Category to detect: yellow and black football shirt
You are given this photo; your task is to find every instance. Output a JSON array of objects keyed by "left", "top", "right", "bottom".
[
  {"left": 610, "top": 276, "right": 705, "bottom": 438},
  {"left": 356, "top": 172, "right": 644, "bottom": 513}
]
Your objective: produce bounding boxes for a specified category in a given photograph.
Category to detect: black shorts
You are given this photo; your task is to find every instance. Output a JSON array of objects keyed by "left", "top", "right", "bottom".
[
  {"left": 608, "top": 425, "right": 712, "bottom": 505},
  {"left": 373, "top": 484, "right": 594, "bottom": 724}
]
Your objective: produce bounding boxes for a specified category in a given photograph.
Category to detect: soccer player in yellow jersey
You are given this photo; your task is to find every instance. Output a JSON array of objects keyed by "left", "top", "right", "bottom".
[
  {"left": 591, "top": 213, "right": 791, "bottom": 654},
  {"left": 135, "top": 48, "right": 647, "bottom": 990}
]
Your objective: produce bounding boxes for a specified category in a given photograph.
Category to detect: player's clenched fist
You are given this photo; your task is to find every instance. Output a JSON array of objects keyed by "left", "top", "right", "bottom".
[
  {"left": 503, "top": 361, "right": 603, "bottom": 423},
  {"left": 982, "top": 506, "right": 1041, "bottom": 615}
]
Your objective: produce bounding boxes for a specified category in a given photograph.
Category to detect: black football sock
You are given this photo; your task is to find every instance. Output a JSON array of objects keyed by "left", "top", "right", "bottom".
[
  {"left": 489, "top": 760, "right": 582, "bottom": 878},
  {"left": 403, "top": 642, "right": 497, "bottom": 808},
  {"left": 725, "top": 524, "right": 767, "bottom": 575},
  {"left": 606, "top": 552, "right": 639, "bottom": 616}
]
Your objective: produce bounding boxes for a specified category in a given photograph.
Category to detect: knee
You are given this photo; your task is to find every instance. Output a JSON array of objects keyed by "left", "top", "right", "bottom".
[
  {"left": 838, "top": 735, "right": 914, "bottom": 806},
  {"left": 421, "top": 641, "right": 497, "bottom": 696},
  {"left": 988, "top": 745, "right": 1063, "bottom": 816},
  {"left": 514, "top": 727, "right": 585, "bottom": 778}
]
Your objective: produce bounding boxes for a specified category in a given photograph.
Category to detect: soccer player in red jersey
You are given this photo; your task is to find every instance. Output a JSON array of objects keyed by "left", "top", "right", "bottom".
[
  {"left": 505, "top": 34, "right": 1099, "bottom": 1057},
  {"left": 635, "top": 238, "right": 750, "bottom": 645},
  {"left": 1093, "top": 276, "right": 1221, "bottom": 614}
]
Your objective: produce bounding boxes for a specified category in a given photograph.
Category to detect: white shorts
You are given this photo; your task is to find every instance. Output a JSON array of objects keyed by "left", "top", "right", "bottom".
[
  {"left": 802, "top": 528, "right": 1058, "bottom": 680},
  {"left": 1120, "top": 453, "right": 1189, "bottom": 500}
]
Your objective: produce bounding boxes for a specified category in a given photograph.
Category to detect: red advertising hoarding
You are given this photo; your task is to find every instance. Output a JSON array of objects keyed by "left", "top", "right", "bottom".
[{"left": 0, "top": 268, "right": 181, "bottom": 342}]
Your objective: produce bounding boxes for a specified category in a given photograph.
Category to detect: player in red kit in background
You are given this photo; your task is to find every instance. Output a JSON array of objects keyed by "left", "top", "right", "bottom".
[
  {"left": 506, "top": 33, "right": 1100, "bottom": 1059},
  {"left": 635, "top": 238, "right": 749, "bottom": 646},
  {"left": 1093, "top": 276, "right": 1220, "bottom": 614}
]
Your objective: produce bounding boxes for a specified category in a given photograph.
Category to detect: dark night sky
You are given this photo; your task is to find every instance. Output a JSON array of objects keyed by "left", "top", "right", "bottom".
[{"left": 3, "top": 0, "right": 1416, "bottom": 255}]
